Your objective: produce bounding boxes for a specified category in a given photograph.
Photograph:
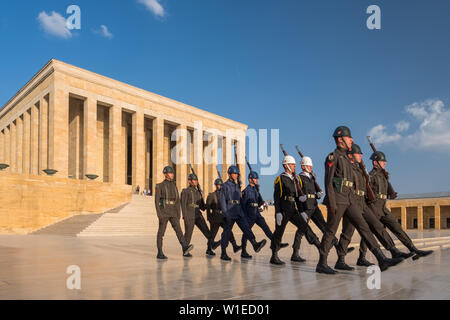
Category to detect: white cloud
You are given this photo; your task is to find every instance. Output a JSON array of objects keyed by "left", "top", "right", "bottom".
[
  {"left": 138, "top": 0, "right": 165, "bottom": 17},
  {"left": 37, "top": 11, "right": 72, "bottom": 39},
  {"left": 368, "top": 99, "right": 450, "bottom": 151},
  {"left": 395, "top": 120, "right": 410, "bottom": 133},
  {"left": 94, "top": 25, "right": 113, "bottom": 39}
]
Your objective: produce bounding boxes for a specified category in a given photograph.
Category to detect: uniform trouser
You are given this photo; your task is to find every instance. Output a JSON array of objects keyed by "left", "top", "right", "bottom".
[
  {"left": 221, "top": 214, "right": 256, "bottom": 250},
  {"left": 184, "top": 214, "right": 212, "bottom": 246},
  {"left": 241, "top": 214, "right": 273, "bottom": 251},
  {"left": 157, "top": 216, "right": 186, "bottom": 251},
  {"left": 371, "top": 204, "right": 415, "bottom": 251},
  {"left": 319, "top": 202, "right": 380, "bottom": 258},
  {"left": 271, "top": 209, "right": 320, "bottom": 253},
  {"left": 210, "top": 220, "right": 237, "bottom": 245},
  {"left": 336, "top": 203, "right": 395, "bottom": 258},
  {"left": 292, "top": 206, "right": 331, "bottom": 251}
]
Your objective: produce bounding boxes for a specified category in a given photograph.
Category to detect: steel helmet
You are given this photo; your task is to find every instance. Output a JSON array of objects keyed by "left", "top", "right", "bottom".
[
  {"left": 301, "top": 156, "right": 313, "bottom": 167},
  {"left": 283, "top": 155, "right": 296, "bottom": 165},
  {"left": 349, "top": 144, "right": 363, "bottom": 155},
  {"left": 163, "top": 166, "right": 174, "bottom": 174},
  {"left": 227, "top": 165, "right": 240, "bottom": 174},
  {"left": 188, "top": 173, "right": 198, "bottom": 181},
  {"left": 333, "top": 126, "right": 352, "bottom": 138},
  {"left": 370, "top": 151, "right": 387, "bottom": 162},
  {"left": 214, "top": 178, "right": 224, "bottom": 186},
  {"left": 248, "top": 171, "right": 259, "bottom": 180}
]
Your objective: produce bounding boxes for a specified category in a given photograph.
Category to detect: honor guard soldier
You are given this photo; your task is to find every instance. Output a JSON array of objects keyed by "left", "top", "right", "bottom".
[
  {"left": 270, "top": 155, "right": 323, "bottom": 265},
  {"left": 206, "top": 179, "right": 242, "bottom": 254},
  {"left": 155, "top": 166, "right": 194, "bottom": 260},
  {"left": 241, "top": 171, "right": 288, "bottom": 259},
  {"left": 334, "top": 144, "right": 413, "bottom": 270},
  {"left": 219, "top": 165, "right": 267, "bottom": 261},
  {"left": 291, "top": 156, "right": 347, "bottom": 263},
  {"left": 316, "top": 126, "right": 403, "bottom": 274},
  {"left": 181, "top": 174, "right": 221, "bottom": 257},
  {"left": 369, "top": 151, "right": 433, "bottom": 260}
]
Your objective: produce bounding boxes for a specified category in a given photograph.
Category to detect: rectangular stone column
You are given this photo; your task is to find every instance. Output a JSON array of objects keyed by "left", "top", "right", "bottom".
[
  {"left": 236, "top": 137, "right": 246, "bottom": 188},
  {"left": 132, "top": 109, "right": 145, "bottom": 189},
  {"left": 417, "top": 206, "right": 423, "bottom": 231},
  {"left": 39, "top": 96, "right": 49, "bottom": 173},
  {"left": 206, "top": 133, "right": 218, "bottom": 196},
  {"left": 401, "top": 206, "right": 407, "bottom": 230},
  {"left": 23, "top": 110, "right": 31, "bottom": 174},
  {"left": 5, "top": 126, "right": 10, "bottom": 171},
  {"left": 83, "top": 98, "right": 97, "bottom": 179},
  {"left": 31, "top": 104, "right": 40, "bottom": 175},
  {"left": 193, "top": 126, "right": 204, "bottom": 191},
  {"left": 175, "top": 124, "right": 188, "bottom": 191},
  {"left": 48, "top": 89, "right": 69, "bottom": 177},
  {"left": 10, "top": 122, "right": 16, "bottom": 173},
  {"left": 109, "top": 105, "right": 123, "bottom": 184},
  {"left": 222, "top": 136, "right": 232, "bottom": 180},
  {"left": 152, "top": 117, "right": 165, "bottom": 189},
  {"left": 0, "top": 130, "right": 4, "bottom": 164},
  {"left": 16, "top": 115, "right": 23, "bottom": 174},
  {"left": 434, "top": 205, "right": 441, "bottom": 230}
]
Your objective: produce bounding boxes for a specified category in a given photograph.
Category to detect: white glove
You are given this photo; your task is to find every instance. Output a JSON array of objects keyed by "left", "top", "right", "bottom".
[
  {"left": 300, "top": 212, "right": 309, "bottom": 223},
  {"left": 276, "top": 213, "right": 283, "bottom": 226},
  {"left": 316, "top": 192, "right": 324, "bottom": 199},
  {"left": 299, "top": 195, "right": 307, "bottom": 202}
]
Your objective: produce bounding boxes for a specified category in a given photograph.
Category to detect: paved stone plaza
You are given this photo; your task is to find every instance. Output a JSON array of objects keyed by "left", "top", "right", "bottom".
[{"left": 0, "top": 228, "right": 449, "bottom": 300}]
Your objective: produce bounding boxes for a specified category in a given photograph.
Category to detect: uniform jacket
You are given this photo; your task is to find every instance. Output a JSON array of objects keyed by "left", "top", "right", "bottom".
[
  {"left": 323, "top": 147, "right": 355, "bottom": 208},
  {"left": 274, "top": 172, "right": 301, "bottom": 214},
  {"left": 369, "top": 167, "right": 392, "bottom": 215},
  {"left": 242, "top": 185, "right": 264, "bottom": 220},
  {"left": 298, "top": 171, "right": 319, "bottom": 212},
  {"left": 206, "top": 190, "right": 223, "bottom": 223},
  {"left": 181, "top": 185, "right": 206, "bottom": 220},
  {"left": 219, "top": 179, "right": 244, "bottom": 218},
  {"left": 154, "top": 179, "right": 181, "bottom": 219}
]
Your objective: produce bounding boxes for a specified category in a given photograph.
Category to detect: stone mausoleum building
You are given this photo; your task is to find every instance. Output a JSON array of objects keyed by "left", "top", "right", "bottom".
[{"left": 0, "top": 59, "right": 247, "bottom": 234}]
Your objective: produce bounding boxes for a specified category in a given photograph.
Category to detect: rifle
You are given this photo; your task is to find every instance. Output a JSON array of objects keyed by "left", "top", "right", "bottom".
[
  {"left": 245, "top": 156, "right": 264, "bottom": 202},
  {"left": 295, "top": 146, "right": 323, "bottom": 193},
  {"left": 189, "top": 164, "right": 206, "bottom": 207},
  {"left": 366, "top": 136, "right": 397, "bottom": 199},
  {"left": 358, "top": 159, "right": 376, "bottom": 202},
  {"left": 216, "top": 166, "right": 223, "bottom": 181},
  {"left": 280, "top": 144, "right": 304, "bottom": 197},
  {"left": 234, "top": 141, "right": 242, "bottom": 192}
]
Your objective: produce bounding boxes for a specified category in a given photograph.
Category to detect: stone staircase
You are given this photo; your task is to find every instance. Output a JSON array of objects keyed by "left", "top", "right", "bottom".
[{"left": 77, "top": 195, "right": 157, "bottom": 237}]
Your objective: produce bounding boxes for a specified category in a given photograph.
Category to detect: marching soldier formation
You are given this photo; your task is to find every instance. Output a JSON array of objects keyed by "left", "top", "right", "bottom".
[{"left": 153, "top": 125, "right": 433, "bottom": 275}]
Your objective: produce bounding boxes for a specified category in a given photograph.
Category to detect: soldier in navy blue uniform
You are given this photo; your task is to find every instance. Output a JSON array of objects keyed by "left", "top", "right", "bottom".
[
  {"left": 219, "top": 165, "right": 267, "bottom": 261},
  {"left": 240, "top": 171, "right": 288, "bottom": 259}
]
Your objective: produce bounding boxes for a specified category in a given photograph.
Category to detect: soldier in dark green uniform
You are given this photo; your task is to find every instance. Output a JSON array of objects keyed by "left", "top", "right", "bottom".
[
  {"left": 206, "top": 178, "right": 242, "bottom": 254},
  {"left": 316, "top": 126, "right": 404, "bottom": 274},
  {"left": 369, "top": 151, "right": 433, "bottom": 259},
  {"left": 154, "top": 166, "right": 194, "bottom": 260},
  {"left": 181, "top": 174, "right": 220, "bottom": 257},
  {"left": 334, "top": 144, "right": 414, "bottom": 270}
]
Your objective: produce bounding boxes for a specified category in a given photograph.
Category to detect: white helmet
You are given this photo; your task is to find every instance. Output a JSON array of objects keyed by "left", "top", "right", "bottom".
[
  {"left": 301, "top": 156, "right": 313, "bottom": 167},
  {"left": 283, "top": 155, "right": 296, "bottom": 165}
]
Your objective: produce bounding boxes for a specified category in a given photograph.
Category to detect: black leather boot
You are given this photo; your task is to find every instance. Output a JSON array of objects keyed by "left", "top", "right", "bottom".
[
  {"left": 316, "top": 255, "right": 337, "bottom": 274},
  {"left": 373, "top": 248, "right": 404, "bottom": 272},
  {"left": 157, "top": 249, "right": 168, "bottom": 260},
  {"left": 182, "top": 244, "right": 194, "bottom": 257},
  {"left": 220, "top": 248, "right": 231, "bottom": 261},
  {"left": 408, "top": 244, "right": 433, "bottom": 260},
  {"left": 291, "top": 250, "right": 306, "bottom": 262},
  {"left": 356, "top": 255, "right": 374, "bottom": 267},
  {"left": 251, "top": 239, "right": 267, "bottom": 253},
  {"left": 231, "top": 241, "right": 242, "bottom": 253},
  {"left": 280, "top": 243, "right": 289, "bottom": 249},
  {"left": 390, "top": 247, "right": 414, "bottom": 259},
  {"left": 206, "top": 241, "right": 215, "bottom": 256},
  {"left": 334, "top": 256, "right": 355, "bottom": 271},
  {"left": 270, "top": 251, "right": 285, "bottom": 265}
]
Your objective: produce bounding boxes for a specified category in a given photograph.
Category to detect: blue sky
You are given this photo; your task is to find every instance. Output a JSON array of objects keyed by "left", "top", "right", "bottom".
[{"left": 1, "top": 0, "right": 449, "bottom": 200}]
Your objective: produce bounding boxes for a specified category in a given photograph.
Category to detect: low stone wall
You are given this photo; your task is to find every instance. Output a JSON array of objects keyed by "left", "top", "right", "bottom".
[{"left": 0, "top": 172, "right": 132, "bottom": 234}]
